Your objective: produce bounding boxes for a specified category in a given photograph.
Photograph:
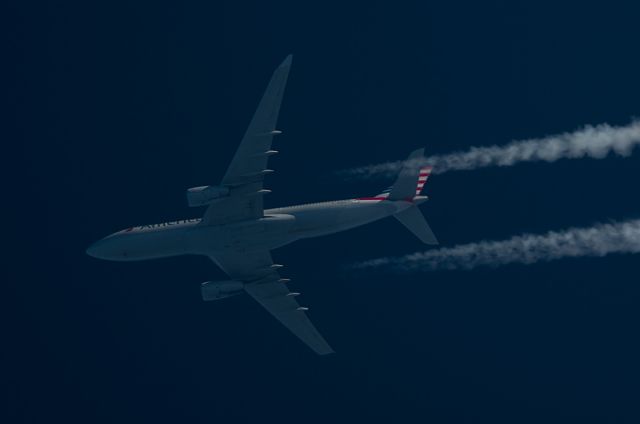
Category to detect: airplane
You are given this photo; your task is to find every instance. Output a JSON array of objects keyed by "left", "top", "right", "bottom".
[{"left": 86, "top": 55, "right": 438, "bottom": 355}]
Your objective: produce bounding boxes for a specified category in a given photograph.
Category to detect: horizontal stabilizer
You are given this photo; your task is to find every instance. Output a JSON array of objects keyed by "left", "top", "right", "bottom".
[{"left": 394, "top": 205, "right": 438, "bottom": 245}]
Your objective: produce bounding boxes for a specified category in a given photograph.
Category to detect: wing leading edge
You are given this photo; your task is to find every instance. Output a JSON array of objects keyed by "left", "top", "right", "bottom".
[{"left": 209, "top": 250, "right": 334, "bottom": 355}]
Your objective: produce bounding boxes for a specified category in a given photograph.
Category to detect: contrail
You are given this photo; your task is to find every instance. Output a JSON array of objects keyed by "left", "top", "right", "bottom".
[
  {"left": 352, "top": 219, "right": 640, "bottom": 272},
  {"left": 340, "top": 121, "right": 640, "bottom": 179}
]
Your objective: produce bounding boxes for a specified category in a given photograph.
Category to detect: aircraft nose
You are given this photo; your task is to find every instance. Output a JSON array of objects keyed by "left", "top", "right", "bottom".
[
  {"left": 86, "top": 237, "right": 121, "bottom": 260},
  {"left": 86, "top": 239, "right": 106, "bottom": 259},
  {"left": 86, "top": 235, "right": 131, "bottom": 261}
]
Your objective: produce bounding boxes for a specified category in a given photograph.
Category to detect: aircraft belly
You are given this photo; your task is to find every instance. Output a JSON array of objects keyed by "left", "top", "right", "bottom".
[
  {"left": 187, "top": 213, "right": 296, "bottom": 254},
  {"left": 103, "top": 201, "right": 405, "bottom": 261}
]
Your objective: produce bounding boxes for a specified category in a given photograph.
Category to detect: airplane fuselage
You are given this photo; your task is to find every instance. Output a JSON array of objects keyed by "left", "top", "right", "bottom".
[
  {"left": 87, "top": 197, "right": 424, "bottom": 261},
  {"left": 85, "top": 55, "right": 438, "bottom": 355}
]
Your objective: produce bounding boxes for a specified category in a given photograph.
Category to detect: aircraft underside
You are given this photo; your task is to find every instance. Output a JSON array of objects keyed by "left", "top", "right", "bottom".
[{"left": 87, "top": 55, "right": 437, "bottom": 355}]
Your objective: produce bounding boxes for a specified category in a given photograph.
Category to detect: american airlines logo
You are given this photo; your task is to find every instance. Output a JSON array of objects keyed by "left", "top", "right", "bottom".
[{"left": 127, "top": 218, "right": 201, "bottom": 231}]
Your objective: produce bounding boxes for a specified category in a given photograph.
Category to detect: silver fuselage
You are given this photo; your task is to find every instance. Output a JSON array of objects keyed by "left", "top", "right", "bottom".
[{"left": 87, "top": 198, "right": 423, "bottom": 261}]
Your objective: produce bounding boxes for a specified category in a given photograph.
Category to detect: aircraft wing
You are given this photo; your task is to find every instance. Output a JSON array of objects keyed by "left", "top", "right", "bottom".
[
  {"left": 209, "top": 249, "right": 334, "bottom": 355},
  {"left": 202, "top": 55, "right": 292, "bottom": 226}
]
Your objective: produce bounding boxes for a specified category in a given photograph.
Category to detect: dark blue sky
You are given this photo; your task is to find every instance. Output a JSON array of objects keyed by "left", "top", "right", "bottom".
[{"left": 7, "top": 1, "right": 640, "bottom": 422}]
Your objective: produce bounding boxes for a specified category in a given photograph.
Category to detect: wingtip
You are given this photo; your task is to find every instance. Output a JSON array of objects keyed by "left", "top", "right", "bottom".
[
  {"left": 423, "top": 236, "right": 439, "bottom": 245},
  {"left": 280, "top": 54, "right": 293, "bottom": 68}
]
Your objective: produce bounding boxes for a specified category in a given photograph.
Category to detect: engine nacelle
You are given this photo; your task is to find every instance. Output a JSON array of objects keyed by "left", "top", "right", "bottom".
[
  {"left": 186, "top": 185, "right": 229, "bottom": 207},
  {"left": 201, "top": 280, "right": 244, "bottom": 301}
]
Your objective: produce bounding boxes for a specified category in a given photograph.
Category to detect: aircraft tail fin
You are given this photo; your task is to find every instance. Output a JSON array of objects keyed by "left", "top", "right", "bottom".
[
  {"left": 387, "top": 148, "right": 432, "bottom": 200},
  {"left": 394, "top": 205, "right": 439, "bottom": 245}
]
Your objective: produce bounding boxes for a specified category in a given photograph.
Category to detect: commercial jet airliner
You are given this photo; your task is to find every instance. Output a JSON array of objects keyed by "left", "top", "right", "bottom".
[{"left": 86, "top": 55, "right": 438, "bottom": 355}]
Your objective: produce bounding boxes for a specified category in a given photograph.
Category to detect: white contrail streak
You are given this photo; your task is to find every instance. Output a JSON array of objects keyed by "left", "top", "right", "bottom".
[
  {"left": 353, "top": 219, "right": 640, "bottom": 272},
  {"left": 340, "top": 121, "right": 640, "bottom": 179}
]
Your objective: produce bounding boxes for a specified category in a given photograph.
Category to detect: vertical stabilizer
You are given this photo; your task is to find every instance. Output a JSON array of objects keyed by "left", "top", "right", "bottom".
[
  {"left": 415, "top": 165, "right": 433, "bottom": 196},
  {"left": 388, "top": 148, "right": 426, "bottom": 200}
]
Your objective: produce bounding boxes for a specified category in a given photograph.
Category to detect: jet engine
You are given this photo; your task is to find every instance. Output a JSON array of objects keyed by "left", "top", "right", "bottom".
[
  {"left": 186, "top": 185, "right": 230, "bottom": 207},
  {"left": 201, "top": 280, "right": 244, "bottom": 301}
]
